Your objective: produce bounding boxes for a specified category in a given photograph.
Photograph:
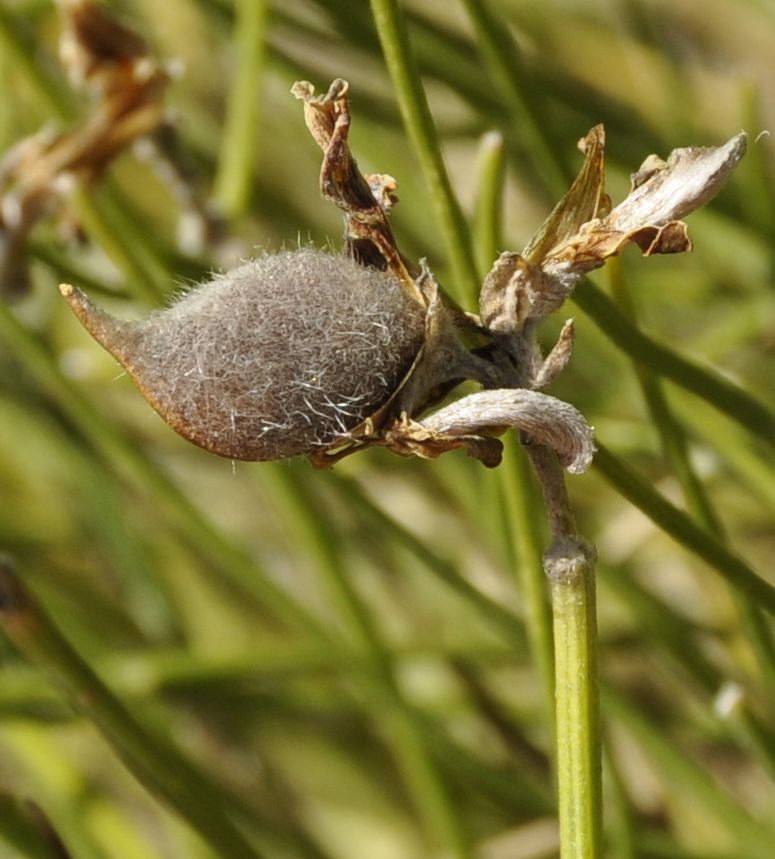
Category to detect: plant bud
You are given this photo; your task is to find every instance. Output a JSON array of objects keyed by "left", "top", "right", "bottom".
[{"left": 61, "top": 248, "right": 426, "bottom": 460}]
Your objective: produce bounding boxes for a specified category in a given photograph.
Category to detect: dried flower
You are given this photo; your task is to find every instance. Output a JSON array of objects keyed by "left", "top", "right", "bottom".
[{"left": 61, "top": 79, "right": 745, "bottom": 471}]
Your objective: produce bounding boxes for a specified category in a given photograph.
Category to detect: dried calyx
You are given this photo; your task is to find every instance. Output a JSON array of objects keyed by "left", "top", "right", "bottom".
[{"left": 60, "top": 78, "right": 746, "bottom": 472}]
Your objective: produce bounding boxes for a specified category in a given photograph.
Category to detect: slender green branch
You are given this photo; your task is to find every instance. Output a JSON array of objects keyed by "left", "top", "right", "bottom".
[
  {"left": 369, "top": 0, "right": 480, "bottom": 304},
  {"left": 213, "top": 0, "right": 268, "bottom": 220},
  {"left": 527, "top": 445, "right": 603, "bottom": 859},
  {"left": 472, "top": 129, "right": 506, "bottom": 275},
  {"left": 551, "top": 550, "right": 602, "bottom": 859},
  {"left": 497, "top": 439, "right": 556, "bottom": 735},
  {"left": 469, "top": 122, "right": 556, "bottom": 731},
  {"left": 572, "top": 281, "right": 775, "bottom": 449}
]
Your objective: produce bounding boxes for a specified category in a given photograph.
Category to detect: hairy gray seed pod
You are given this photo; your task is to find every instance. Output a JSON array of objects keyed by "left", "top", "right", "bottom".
[{"left": 62, "top": 249, "right": 426, "bottom": 460}]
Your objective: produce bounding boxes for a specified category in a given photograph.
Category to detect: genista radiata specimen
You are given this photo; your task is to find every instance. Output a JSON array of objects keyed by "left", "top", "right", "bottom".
[{"left": 60, "top": 79, "right": 746, "bottom": 472}]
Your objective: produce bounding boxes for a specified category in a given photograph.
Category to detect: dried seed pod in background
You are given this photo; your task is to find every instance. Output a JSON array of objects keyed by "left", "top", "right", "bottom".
[{"left": 61, "top": 249, "right": 426, "bottom": 460}]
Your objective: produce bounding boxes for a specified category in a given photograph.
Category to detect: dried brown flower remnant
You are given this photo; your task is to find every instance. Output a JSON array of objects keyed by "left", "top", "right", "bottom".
[
  {"left": 480, "top": 126, "right": 747, "bottom": 339},
  {"left": 0, "top": 0, "right": 170, "bottom": 296},
  {"left": 61, "top": 251, "right": 426, "bottom": 460},
  {"left": 62, "top": 79, "right": 745, "bottom": 471}
]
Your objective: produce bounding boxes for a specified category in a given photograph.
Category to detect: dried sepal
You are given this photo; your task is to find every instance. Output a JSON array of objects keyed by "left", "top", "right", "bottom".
[
  {"left": 416, "top": 389, "right": 595, "bottom": 474},
  {"left": 291, "top": 79, "right": 423, "bottom": 306},
  {"left": 522, "top": 124, "right": 610, "bottom": 265},
  {"left": 481, "top": 128, "right": 747, "bottom": 340},
  {"left": 350, "top": 388, "right": 595, "bottom": 472},
  {"left": 534, "top": 319, "right": 575, "bottom": 390}
]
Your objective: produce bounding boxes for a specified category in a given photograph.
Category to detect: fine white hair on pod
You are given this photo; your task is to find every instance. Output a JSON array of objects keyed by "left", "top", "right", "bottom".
[{"left": 62, "top": 249, "right": 426, "bottom": 460}]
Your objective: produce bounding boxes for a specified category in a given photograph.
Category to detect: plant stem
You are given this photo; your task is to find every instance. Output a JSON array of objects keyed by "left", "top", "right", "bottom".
[
  {"left": 369, "top": 0, "right": 480, "bottom": 304},
  {"left": 498, "top": 439, "right": 556, "bottom": 736},
  {"left": 468, "top": 114, "right": 556, "bottom": 734},
  {"left": 472, "top": 129, "right": 506, "bottom": 275},
  {"left": 527, "top": 446, "right": 603, "bottom": 859}
]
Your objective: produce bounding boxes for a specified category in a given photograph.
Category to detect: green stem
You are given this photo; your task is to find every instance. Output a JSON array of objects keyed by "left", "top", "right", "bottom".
[
  {"left": 469, "top": 119, "right": 556, "bottom": 731},
  {"left": 527, "top": 445, "right": 603, "bottom": 859},
  {"left": 551, "top": 556, "right": 602, "bottom": 859},
  {"left": 497, "top": 438, "right": 556, "bottom": 736},
  {"left": 0, "top": 560, "right": 269, "bottom": 859},
  {"left": 369, "top": 0, "right": 480, "bottom": 305},
  {"left": 572, "top": 281, "right": 775, "bottom": 450},
  {"left": 213, "top": 0, "right": 268, "bottom": 220},
  {"left": 472, "top": 129, "right": 506, "bottom": 275}
]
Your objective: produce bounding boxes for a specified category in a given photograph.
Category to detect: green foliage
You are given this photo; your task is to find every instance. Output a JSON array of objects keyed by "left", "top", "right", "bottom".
[{"left": 1, "top": 1, "right": 774, "bottom": 858}]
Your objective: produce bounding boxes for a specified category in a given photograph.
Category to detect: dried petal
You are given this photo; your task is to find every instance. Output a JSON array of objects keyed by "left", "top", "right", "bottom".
[
  {"left": 610, "top": 133, "right": 747, "bottom": 232},
  {"left": 523, "top": 125, "right": 609, "bottom": 265},
  {"left": 545, "top": 131, "right": 747, "bottom": 273}
]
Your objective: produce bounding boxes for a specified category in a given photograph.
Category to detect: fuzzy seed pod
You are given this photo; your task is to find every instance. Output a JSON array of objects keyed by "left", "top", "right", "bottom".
[{"left": 62, "top": 249, "right": 426, "bottom": 460}]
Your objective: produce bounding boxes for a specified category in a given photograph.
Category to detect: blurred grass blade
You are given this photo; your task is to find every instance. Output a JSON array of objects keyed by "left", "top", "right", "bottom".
[
  {"left": 213, "top": 0, "right": 268, "bottom": 220},
  {"left": 572, "top": 282, "right": 775, "bottom": 449},
  {"left": 607, "top": 259, "right": 775, "bottom": 700},
  {"left": 592, "top": 443, "right": 775, "bottom": 616},
  {"left": 605, "top": 686, "right": 775, "bottom": 857},
  {"left": 461, "top": 0, "right": 568, "bottom": 198},
  {"left": 268, "top": 467, "right": 473, "bottom": 859},
  {"left": 0, "top": 558, "right": 269, "bottom": 859},
  {"left": 369, "top": 0, "right": 480, "bottom": 304}
]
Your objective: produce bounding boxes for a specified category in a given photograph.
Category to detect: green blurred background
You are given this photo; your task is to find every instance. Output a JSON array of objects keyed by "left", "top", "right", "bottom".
[{"left": 1, "top": 1, "right": 774, "bottom": 857}]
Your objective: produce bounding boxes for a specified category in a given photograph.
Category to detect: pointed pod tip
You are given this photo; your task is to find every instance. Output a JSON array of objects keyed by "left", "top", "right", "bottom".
[
  {"left": 59, "top": 282, "right": 99, "bottom": 323},
  {"left": 59, "top": 283, "right": 133, "bottom": 362}
]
